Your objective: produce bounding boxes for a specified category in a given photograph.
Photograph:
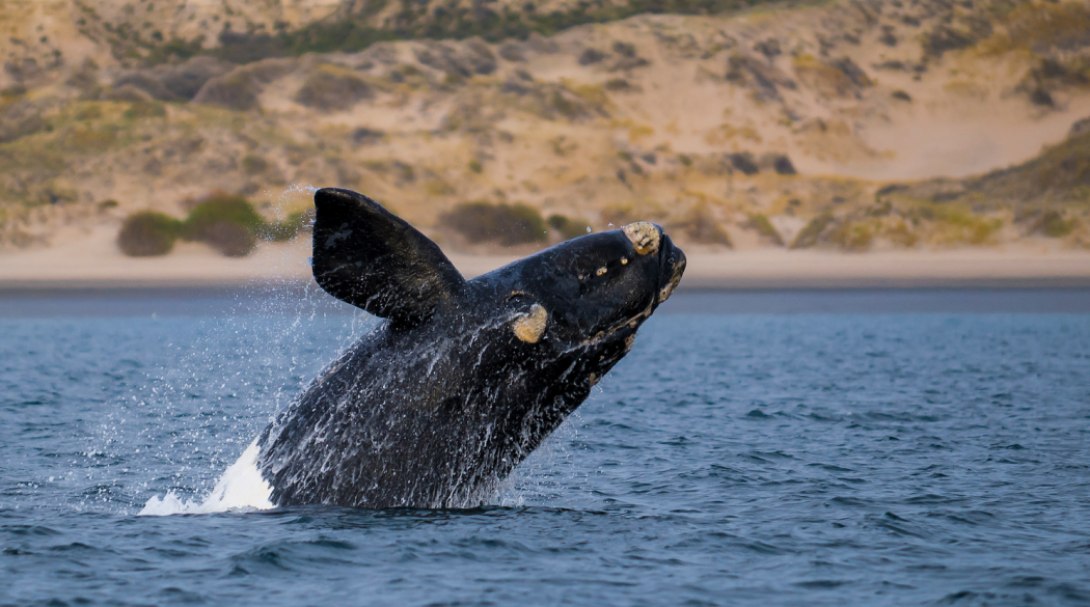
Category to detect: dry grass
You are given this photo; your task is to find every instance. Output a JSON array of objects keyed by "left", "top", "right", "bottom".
[
  {"left": 441, "top": 201, "right": 547, "bottom": 246},
  {"left": 745, "top": 213, "right": 784, "bottom": 246},
  {"left": 295, "top": 65, "right": 376, "bottom": 111},
  {"left": 792, "top": 54, "right": 856, "bottom": 99},
  {"left": 980, "top": 1, "right": 1090, "bottom": 55}
]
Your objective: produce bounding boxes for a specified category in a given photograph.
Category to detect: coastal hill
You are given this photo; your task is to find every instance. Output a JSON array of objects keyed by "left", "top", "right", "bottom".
[{"left": 1, "top": 0, "right": 1089, "bottom": 257}]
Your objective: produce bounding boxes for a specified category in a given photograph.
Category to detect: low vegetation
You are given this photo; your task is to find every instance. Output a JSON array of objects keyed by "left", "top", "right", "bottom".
[
  {"left": 546, "top": 214, "right": 593, "bottom": 241},
  {"left": 442, "top": 201, "right": 546, "bottom": 246},
  {"left": 915, "top": 205, "right": 1003, "bottom": 247},
  {"left": 669, "top": 204, "right": 732, "bottom": 247},
  {"left": 790, "top": 213, "right": 835, "bottom": 249},
  {"left": 182, "top": 194, "right": 266, "bottom": 241},
  {"left": 117, "top": 194, "right": 310, "bottom": 258},
  {"left": 745, "top": 213, "right": 784, "bottom": 246},
  {"left": 202, "top": 221, "right": 256, "bottom": 257},
  {"left": 962, "top": 129, "right": 1090, "bottom": 205},
  {"left": 830, "top": 221, "right": 874, "bottom": 251},
  {"left": 294, "top": 66, "right": 375, "bottom": 111},
  {"left": 117, "top": 211, "right": 181, "bottom": 256},
  {"left": 134, "top": 0, "right": 771, "bottom": 67},
  {"left": 1031, "top": 210, "right": 1079, "bottom": 238},
  {"left": 264, "top": 210, "right": 315, "bottom": 242}
]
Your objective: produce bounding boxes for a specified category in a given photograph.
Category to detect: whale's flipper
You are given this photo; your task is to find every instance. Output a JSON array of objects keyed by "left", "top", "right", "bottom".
[{"left": 312, "top": 188, "right": 466, "bottom": 326}]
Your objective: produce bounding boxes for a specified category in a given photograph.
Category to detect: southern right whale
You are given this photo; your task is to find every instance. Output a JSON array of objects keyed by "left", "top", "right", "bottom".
[{"left": 250, "top": 187, "right": 685, "bottom": 509}]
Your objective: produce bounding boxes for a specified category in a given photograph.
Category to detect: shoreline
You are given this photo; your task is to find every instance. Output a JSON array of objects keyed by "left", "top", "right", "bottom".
[
  {"left": 2, "top": 228, "right": 1090, "bottom": 293},
  {"left": 3, "top": 276, "right": 1090, "bottom": 295},
  {"left": 2, "top": 260, "right": 1090, "bottom": 292}
]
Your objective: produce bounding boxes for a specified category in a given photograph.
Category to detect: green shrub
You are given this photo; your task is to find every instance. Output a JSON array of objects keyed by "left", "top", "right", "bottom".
[
  {"left": 925, "top": 205, "right": 1003, "bottom": 246},
  {"left": 117, "top": 211, "right": 181, "bottom": 256},
  {"left": 242, "top": 155, "right": 268, "bottom": 175},
  {"left": 678, "top": 220, "right": 732, "bottom": 246},
  {"left": 670, "top": 204, "right": 732, "bottom": 247},
  {"left": 123, "top": 100, "right": 167, "bottom": 119},
  {"left": 135, "top": 0, "right": 776, "bottom": 70},
  {"left": 65, "top": 127, "right": 117, "bottom": 152},
  {"left": 599, "top": 204, "right": 641, "bottom": 227},
  {"left": 468, "top": 159, "right": 483, "bottom": 173},
  {"left": 547, "top": 90, "right": 583, "bottom": 120},
  {"left": 289, "top": 209, "right": 315, "bottom": 232},
  {"left": 442, "top": 201, "right": 546, "bottom": 245},
  {"left": 746, "top": 213, "right": 784, "bottom": 246},
  {"left": 1, "top": 85, "right": 27, "bottom": 98},
  {"left": 790, "top": 212, "right": 835, "bottom": 249},
  {"left": 263, "top": 209, "right": 314, "bottom": 241},
  {"left": 546, "top": 214, "right": 592, "bottom": 240},
  {"left": 180, "top": 193, "right": 312, "bottom": 250},
  {"left": 75, "top": 104, "right": 103, "bottom": 121},
  {"left": 262, "top": 221, "right": 298, "bottom": 242},
  {"left": 195, "top": 73, "right": 262, "bottom": 111},
  {"left": 831, "top": 222, "right": 874, "bottom": 251},
  {"left": 294, "top": 67, "right": 374, "bottom": 111},
  {"left": 885, "top": 219, "right": 919, "bottom": 247},
  {"left": 182, "top": 194, "right": 265, "bottom": 241},
  {"left": 1033, "top": 210, "right": 1077, "bottom": 237},
  {"left": 395, "top": 162, "right": 415, "bottom": 183},
  {"left": 202, "top": 221, "right": 256, "bottom": 257},
  {"left": 612, "top": 41, "right": 637, "bottom": 58}
]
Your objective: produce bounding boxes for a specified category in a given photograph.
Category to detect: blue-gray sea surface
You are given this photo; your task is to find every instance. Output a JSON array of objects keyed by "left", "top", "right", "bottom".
[{"left": 2, "top": 289, "right": 1090, "bottom": 606}]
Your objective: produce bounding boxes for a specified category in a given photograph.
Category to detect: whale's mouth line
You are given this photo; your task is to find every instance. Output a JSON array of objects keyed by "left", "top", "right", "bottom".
[
  {"left": 658, "top": 257, "right": 686, "bottom": 304},
  {"left": 579, "top": 245, "right": 685, "bottom": 348},
  {"left": 580, "top": 299, "right": 656, "bottom": 348}
]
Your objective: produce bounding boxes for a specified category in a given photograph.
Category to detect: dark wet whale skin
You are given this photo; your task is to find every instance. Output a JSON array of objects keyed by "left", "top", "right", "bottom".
[{"left": 257, "top": 188, "right": 686, "bottom": 509}]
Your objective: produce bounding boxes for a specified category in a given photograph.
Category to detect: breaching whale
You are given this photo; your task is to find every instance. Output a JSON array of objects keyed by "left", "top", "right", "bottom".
[{"left": 252, "top": 187, "right": 686, "bottom": 509}]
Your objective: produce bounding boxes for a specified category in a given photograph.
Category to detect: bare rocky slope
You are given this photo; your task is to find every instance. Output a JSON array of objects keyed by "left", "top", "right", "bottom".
[{"left": 1, "top": 0, "right": 1089, "bottom": 253}]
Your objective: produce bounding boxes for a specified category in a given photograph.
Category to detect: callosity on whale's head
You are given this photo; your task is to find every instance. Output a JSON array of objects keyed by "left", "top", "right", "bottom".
[
  {"left": 257, "top": 187, "right": 684, "bottom": 509},
  {"left": 468, "top": 212, "right": 686, "bottom": 387}
]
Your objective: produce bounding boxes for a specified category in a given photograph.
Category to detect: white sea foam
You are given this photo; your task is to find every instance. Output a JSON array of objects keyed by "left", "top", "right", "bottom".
[{"left": 138, "top": 439, "right": 275, "bottom": 516}]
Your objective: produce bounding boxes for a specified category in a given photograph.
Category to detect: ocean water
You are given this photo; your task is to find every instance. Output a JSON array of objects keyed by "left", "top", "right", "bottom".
[{"left": 2, "top": 289, "right": 1090, "bottom": 606}]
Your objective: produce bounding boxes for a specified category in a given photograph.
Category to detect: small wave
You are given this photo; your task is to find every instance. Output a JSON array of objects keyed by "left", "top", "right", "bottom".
[{"left": 139, "top": 440, "right": 275, "bottom": 516}]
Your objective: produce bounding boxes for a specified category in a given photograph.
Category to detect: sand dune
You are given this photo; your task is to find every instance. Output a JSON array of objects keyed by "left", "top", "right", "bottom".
[{"left": 2, "top": 0, "right": 1090, "bottom": 275}]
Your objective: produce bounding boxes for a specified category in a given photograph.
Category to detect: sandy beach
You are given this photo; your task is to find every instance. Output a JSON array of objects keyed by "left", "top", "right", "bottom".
[
  {"left": 1, "top": 225, "right": 1088, "bottom": 292},
  {"left": 3, "top": 1, "right": 1089, "bottom": 295}
]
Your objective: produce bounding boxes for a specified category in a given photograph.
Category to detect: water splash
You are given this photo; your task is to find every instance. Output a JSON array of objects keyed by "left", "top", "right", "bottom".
[
  {"left": 138, "top": 440, "right": 274, "bottom": 515},
  {"left": 114, "top": 183, "right": 373, "bottom": 515}
]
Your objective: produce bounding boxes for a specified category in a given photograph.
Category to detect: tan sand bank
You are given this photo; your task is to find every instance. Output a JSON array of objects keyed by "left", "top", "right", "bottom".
[
  {"left": 1, "top": 226, "right": 1089, "bottom": 291},
  {"left": 0, "top": 226, "right": 521, "bottom": 290},
  {"left": 680, "top": 249, "right": 1090, "bottom": 289}
]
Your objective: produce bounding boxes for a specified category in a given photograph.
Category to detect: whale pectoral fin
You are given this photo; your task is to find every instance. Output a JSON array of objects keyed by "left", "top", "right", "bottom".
[{"left": 312, "top": 188, "right": 466, "bottom": 326}]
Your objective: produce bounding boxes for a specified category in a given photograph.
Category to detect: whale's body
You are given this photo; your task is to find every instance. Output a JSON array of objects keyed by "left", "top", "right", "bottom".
[{"left": 253, "top": 188, "right": 685, "bottom": 509}]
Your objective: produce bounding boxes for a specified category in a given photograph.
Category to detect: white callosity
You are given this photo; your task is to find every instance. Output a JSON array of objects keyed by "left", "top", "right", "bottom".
[
  {"left": 512, "top": 303, "right": 548, "bottom": 343},
  {"left": 622, "top": 222, "right": 660, "bottom": 256}
]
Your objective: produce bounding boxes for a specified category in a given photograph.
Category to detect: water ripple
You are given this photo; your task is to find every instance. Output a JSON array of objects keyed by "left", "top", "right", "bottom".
[{"left": 1, "top": 298, "right": 1089, "bottom": 605}]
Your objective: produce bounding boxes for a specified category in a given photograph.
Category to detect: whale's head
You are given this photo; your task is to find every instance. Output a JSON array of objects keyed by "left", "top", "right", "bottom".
[
  {"left": 470, "top": 220, "right": 685, "bottom": 384},
  {"left": 309, "top": 188, "right": 684, "bottom": 438}
]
